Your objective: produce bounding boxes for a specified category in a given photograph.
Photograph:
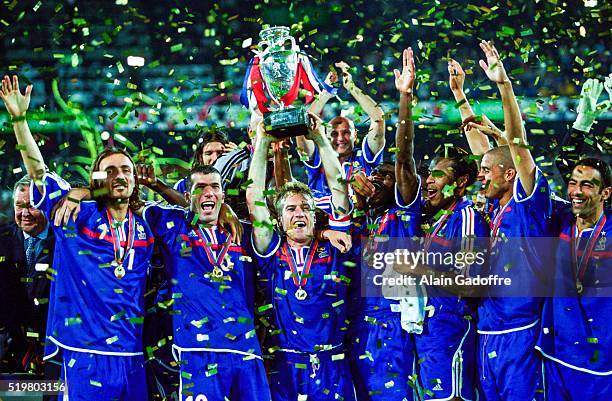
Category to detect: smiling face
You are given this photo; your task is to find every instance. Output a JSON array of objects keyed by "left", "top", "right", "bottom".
[
  {"left": 477, "top": 152, "right": 514, "bottom": 200},
  {"left": 367, "top": 163, "right": 396, "bottom": 210},
  {"left": 199, "top": 141, "right": 226, "bottom": 166},
  {"left": 14, "top": 185, "right": 46, "bottom": 236},
  {"left": 98, "top": 153, "right": 136, "bottom": 201},
  {"left": 568, "top": 165, "right": 611, "bottom": 218},
  {"left": 280, "top": 193, "right": 316, "bottom": 244},
  {"left": 426, "top": 158, "right": 460, "bottom": 212},
  {"left": 329, "top": 119, "right": 356, "bottom": 158},
  {"left": 187, "top": 172, "right": 225, "bottom": 225}
]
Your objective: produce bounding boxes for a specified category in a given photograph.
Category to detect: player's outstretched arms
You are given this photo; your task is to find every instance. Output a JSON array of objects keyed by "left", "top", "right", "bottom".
[
  {"left": 393, "top": 48, "right": 419, "bottom": 205},
  {"left": 246, "top": 123, "right": 275, "bottom": 253},
  {"left": 479, "top": 40, "right": 535, "bottom": 194},
  {"left": 448, "top": 58, "right": 492, "bottom": 155},
  {"left": 0, "top": 75, "right": 46, "bottom": 188},
  {"left": 306, "top": 113, "right": 350, "bottom": 216},
  {"left": 336, "top": 61, "right": 385, "bottom": 155}
]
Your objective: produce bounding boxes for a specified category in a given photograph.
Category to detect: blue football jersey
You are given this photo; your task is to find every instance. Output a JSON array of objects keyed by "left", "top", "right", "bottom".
[
  {"left": 142, "top": 203, "right": 262, "bottom": 357},
  {"left": 348, "top": 183, "right": 423, "bottom": 320},
  {"left": 31, "top": 172, "right": 154, "bottom": 357},
  {"left": 253, "top": 231, "right": 352, "bottom": 353},
  {"left": 173, "top": 178, "right": 187, "bottom": 194},
  {"left": 425, "top": 197, "right": 490, "bottom": 316},
  {"left": 305, "top": 140, "right": 383, "bottom": 214},
  {"left": 537, "top": 210, "right": 611, "bottom": 374},
  {"left": 478, "top": 168, "right": 553, "bottom": 332}
]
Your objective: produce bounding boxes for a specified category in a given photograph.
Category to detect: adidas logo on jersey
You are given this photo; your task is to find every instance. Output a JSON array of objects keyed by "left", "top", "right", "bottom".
[{"left": 433, "top": 383, "right": 443, "bottom": 391}]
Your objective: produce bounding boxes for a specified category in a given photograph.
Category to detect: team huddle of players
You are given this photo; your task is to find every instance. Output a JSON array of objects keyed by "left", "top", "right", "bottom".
[{"left": 1, "top": 40, "right": 610, "bottom": 401}]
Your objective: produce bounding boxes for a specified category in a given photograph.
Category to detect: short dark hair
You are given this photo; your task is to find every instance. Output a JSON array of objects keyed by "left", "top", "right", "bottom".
[
  {"left": 185, "top": 164, "right": 222, "bottom": 193},
  {"left": 192, "top": 127, "right": 229, "bottom": 166},
  {"left": 575, "top": 157, "right": 611, "bottom": 190},
  {"left": 484, "top": 145, "right": 514, "bottom": 173},
  {"left": 433, "top": 146, "right": 478, "bottom": 185}
]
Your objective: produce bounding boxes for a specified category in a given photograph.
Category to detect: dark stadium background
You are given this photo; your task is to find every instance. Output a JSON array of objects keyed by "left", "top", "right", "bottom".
[{"left": 0, "top": 0, "right": 610, "bottom": 224}]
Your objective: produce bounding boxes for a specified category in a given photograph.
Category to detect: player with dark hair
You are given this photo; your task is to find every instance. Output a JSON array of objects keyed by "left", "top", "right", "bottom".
[
  {"left": 1, "top": 75, "right": 155, "bottom": 400},
  {"left": 474, "top": 41, "right": 552, "bottom": 401},
  {"left": 172, "top": 127, "right": 234, "bottom": 195},
  {"left": 403, "top": 145, "right": 490, "bottom": 400},
  {"left": 345, "top": 47, "right": 423, "bottom": 401},
  {"left": 140, "top": 163, "right": 272, "bottom": 401},
  {"left": 537, "top": 157, "right": 611, "bottom": 401}
]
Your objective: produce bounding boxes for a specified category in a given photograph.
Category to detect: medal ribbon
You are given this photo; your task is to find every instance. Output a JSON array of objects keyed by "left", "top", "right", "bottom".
[
  {"left": 570, "top": 213, "right": 606, "bottom": 290},
  {"left": 490, "top": 201, "right": 512, "bottom": 238},
  {"left": 424, "top": 199, "right": 459, "bottom": 252},
  {"left": 194, "top": 226, "right": 234, "bottom": 268},
  {"left": 106, "top": 209, "right": 135, "bottom": 265},
  {"left": 283, "top": 240, "right": 319, "bottom": 288}
]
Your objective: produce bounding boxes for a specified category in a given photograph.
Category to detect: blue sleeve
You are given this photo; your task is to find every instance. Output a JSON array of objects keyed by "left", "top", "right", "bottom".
[
  {"left": 358, "top": 138, "right": 384, "bottom": 169},
  {"left": 513, "top": 167, "right": 552, "bottom": 220},
  {"left": 173, "top": 178, "right": 187, "bottom": 193},
  {"left": 251, "top": 230, "right": 281, "bottom": 276},
  {"left": 303, "top": 145, "right": 322, "bottom": 170},
  {"left": 30, "top": 172, "right": 72, "bottom": 219},
  {"left": 142, "top": 202, "right": 184, "bottom": 243},
  {"left": 394, "top": 177, "right": 422, "bottom": 214}
]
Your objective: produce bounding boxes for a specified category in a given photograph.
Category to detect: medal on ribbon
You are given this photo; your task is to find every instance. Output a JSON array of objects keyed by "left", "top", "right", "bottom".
[
  {"left": 106, "top": 209, "right": 136, "bottom": 280},
  {"left": 570, "top": 214, "right": 606, "bottom": 295},
  {"left": 283, "top": 240, "right": 319, "bottom": 301},
  {"left": 194, "top": 226, "right": 234, "bottom": 280}
]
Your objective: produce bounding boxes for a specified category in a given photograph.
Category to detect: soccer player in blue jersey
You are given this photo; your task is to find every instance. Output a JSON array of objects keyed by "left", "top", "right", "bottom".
[
  {"left": 141, "top": 164, "right": 272, "bottom": 401},
  {"left": 474, "top": 41, "right": 552, "bottom": 401},
  {"left": 296, "top": 61, "right": 386, "bottom": 214},
  {"left": 246, "top": 114, "right": 354, "bottom": 401},
  {"left": 537, "top": 158, "right": 611, "bottom": 401},
  {"left": 407, "top": 146, "right": 490, "bottom": 401},
  {"left": 345, "top": 47, "right": 422, "bottom": 401},
  {"left": 1, "top": 75, "right": 155, "bottom": 400}
]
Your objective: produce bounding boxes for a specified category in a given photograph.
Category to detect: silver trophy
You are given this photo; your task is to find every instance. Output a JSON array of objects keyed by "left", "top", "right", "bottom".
[{"left": 257, "top": 26, "right": 309, "bottom": 138}]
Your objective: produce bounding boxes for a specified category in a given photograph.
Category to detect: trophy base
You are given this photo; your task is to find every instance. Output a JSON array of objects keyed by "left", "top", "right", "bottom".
[{"left": 263, "top": 107, "right": 309, "bottom": 138}]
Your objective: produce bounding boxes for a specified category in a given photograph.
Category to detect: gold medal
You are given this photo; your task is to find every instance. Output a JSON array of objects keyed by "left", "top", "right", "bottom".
[
  {"left": 295, "top": 288, "right": 308, "bottom": 301},
  {"left": 114, "top": 264, "right": 126, "bottom": 279},
  {"left": 576, "top": 280, "right": 584, "bottom": 295},
  {"left": 212, "top": 266, "right": 224, "bottom": 278}
]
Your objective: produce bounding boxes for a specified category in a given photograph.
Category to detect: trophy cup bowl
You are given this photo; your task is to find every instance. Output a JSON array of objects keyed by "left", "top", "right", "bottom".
[{"left": 258, "top": 26, "right": 310, "bottom": 138}]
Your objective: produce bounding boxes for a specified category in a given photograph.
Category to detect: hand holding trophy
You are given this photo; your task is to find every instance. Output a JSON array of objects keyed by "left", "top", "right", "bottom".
[{"left": 240, "top": 26, "right": 336, "bottom": 138}]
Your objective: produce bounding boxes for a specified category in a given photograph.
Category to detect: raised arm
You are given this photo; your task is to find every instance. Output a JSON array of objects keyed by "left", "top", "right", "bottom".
[
  {"left": 307, "top": 113, "right": 350, "bottom": 215},
  {"left": 448, "top": 59, "right": 492, "bottom": 155},
  {"left": 0, "top": 76, "right": 45, "bottom": 188},
  {"left": 136, "top": 164, "right": 188, "bottom": 207},
  {"left": 394, "top": 48, "right": 419, "bottom": 204},
  {"left": 246, "top": 125, "right": 275, "bottom": 253},
  {"left": 307, "top": 70, "right": 338, "bottom": 116},
  {"left": 272, "top": 139, "right": 293, "bottom": 189},
  {"left": 336, "top": 61, "right": 386, "bottom": 155},
  {"left": 298, "top": 71, "right": 339, "bottom": 159},
  {"left": 479, "top": 40, "right": 535, "bottom": 193}
]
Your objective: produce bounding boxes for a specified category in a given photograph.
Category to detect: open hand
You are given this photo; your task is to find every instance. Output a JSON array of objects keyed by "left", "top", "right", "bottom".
[
  {"left": 335, "top": 61, "right": 354, "bottom": 89},
  {"left": 393, "top": 47, "right": 415, "bottom": 95},
  {"left": 448, "top": 58, "right": 466, "bottom": 94},
  {"left": 0, "top": 75, "right": 32, "bottom": 118},
  {"left": 478, "top": 40, "right": 509, "bottom": 84}
]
